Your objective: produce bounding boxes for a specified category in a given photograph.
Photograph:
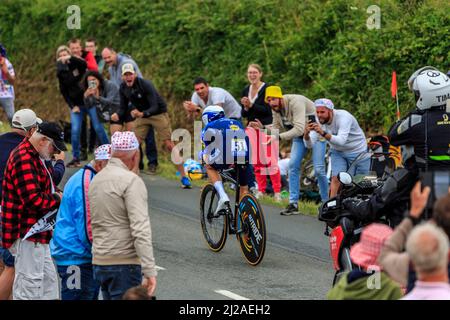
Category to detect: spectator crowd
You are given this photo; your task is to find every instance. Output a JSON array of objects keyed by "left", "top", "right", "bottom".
[{"left": 0, "top": 37, "right": 449, "bottom": 301}]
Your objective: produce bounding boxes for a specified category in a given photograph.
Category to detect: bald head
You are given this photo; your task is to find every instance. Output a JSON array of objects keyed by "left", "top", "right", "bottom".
[
  {"left": 406, "top": 223, "right": 449, "bottom": 277},
  {"left": 101, "top": 47, "right": 117, "bottom": 67}
]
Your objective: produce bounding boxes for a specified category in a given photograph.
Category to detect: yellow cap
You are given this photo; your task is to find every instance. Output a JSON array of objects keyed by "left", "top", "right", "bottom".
[{"left": 265, "top": 86, "right": 283, "bottom": 103}]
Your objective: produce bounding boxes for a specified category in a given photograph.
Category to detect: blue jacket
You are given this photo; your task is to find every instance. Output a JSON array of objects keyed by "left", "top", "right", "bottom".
[{"left": 50, "top": 165, "right": 96, "bottom": 266}]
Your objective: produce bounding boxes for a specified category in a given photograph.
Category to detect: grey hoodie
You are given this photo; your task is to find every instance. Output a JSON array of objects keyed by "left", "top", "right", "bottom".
[{"left": 108, "top": 53, "right": 143, "bottom": 87}]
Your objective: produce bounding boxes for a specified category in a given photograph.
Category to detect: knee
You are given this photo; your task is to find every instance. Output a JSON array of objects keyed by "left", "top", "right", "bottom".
[
  {"left": 314, "top": 164, "right": 326, "bottom": 176},
  {"left": 288, "top": 160, "right": 297, "bottom": 171}
]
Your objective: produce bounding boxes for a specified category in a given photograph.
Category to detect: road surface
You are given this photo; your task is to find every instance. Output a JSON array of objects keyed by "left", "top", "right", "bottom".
[{"left": 61, "top": 169, "right": 334, "bottom": 299}]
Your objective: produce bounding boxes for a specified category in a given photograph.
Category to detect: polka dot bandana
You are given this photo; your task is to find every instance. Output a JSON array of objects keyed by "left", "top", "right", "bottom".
[
  {"left": 94, "top": 144, "right": 112, "bottom": 160},
  {"left": 314, "top": 98, "right": 334, "bottom": 110},
  {"left": 111, "top": 131, "right": 139, "bottom": 151}
]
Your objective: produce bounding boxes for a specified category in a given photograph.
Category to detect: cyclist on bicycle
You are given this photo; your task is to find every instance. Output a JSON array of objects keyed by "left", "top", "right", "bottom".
[{"left": 200, "top": 105, "right": 250, "bottom": 215}]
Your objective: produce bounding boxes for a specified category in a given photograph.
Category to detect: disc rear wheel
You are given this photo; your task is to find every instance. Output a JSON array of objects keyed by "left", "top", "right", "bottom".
[{"left": 236, "top": 194, "right": 266, "bottom": 266}]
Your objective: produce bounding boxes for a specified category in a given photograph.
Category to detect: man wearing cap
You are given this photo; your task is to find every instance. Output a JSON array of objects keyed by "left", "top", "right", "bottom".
[
  {"left": 89, "top": 131, "right": 157, "bottom": 300},
  {"left": 119, "top": 63, "right": 191, "bottom": 188},
  {"left": 50, "top": 144, "right": 111, "bottom": 300},
  {"left": 304, "top": 98, "right": 370, "bottom": 197},
  {"left": 0, "top": 111, "right": 66, "bottom": 300},
  {"left": 0, "top": 43, "right": 15, "bottom": 123},
  {"left": 1, "top": 122, "right": 67, "bottom": 300},
  {"left": 327, "top": 223, "right": 403, "bottom": 300},
  {"left": 102, "top": 47, "right": 159, "bottom": 173},
  {"left": 249, "top": 86, "right": 328, "bottom": 215}
]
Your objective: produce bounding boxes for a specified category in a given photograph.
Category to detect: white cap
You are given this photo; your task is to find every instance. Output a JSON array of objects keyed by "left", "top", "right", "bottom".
[
  {"left": 121, "top": 63, "right": 135, "bottom": 75},
  {"left": 12, "top": 109, "right": 42, "bottom": 131},
  {"left": 111, "top": 131, "right": 139, "bottom": 151},
  {"left": 94, "top": 144, "right": 112, "bottom": 160}
]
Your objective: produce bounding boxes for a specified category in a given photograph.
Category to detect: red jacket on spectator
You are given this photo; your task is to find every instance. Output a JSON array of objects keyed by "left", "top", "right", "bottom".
[{"left": 82, "top": 50, "right": 98, "bottom": 71}]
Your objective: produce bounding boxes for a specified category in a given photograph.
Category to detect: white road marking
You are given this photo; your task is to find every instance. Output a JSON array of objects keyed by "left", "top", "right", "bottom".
[
  {"left": 214, "top": 289, "right": 250, "bottom": 300},
  {"left": 156, "top": 265, "right": 166, "bottom": 271}
]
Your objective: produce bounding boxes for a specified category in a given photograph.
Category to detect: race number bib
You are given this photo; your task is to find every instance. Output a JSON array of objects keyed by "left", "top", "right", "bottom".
[{"left": 231, "top": 138, "right": 247, "bottom": 156}]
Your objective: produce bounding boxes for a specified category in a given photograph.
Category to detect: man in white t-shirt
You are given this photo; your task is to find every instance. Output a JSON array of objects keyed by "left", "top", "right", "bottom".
[
  {"left": 0, "top": 44, "right": 15, "bottom": 123},
  {"left": 304, "top": 98, "right": 370, "bottom": 197},
  {"left": 183, "top": 77, "right": 242, "bottom": 120}
]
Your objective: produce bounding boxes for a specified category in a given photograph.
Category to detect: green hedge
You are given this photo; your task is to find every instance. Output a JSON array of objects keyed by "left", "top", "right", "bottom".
[{"left": 0, "top": 0, "right": 449, "bottom": 131}]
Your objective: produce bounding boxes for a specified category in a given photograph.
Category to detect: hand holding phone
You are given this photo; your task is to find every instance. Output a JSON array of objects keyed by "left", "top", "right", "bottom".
[
  {"left": 88, "top": 80, "right": 97, "bottom": 89},
  {"left": 308, "top": 115, "right": 316, "bottom": 123}
]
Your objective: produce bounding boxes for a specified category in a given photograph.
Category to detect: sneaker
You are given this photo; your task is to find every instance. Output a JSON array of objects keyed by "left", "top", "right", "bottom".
[
  {"left": 274, "top": 192, "right": 282, "bottom": 202},
  {"left": 255, "top": 191, "right": 264, "bottom": 199},
  {"left": 181, "top": 176, "right": 192, "bottom": 189},
  {"left": 66, "top": 158, "right": 81, "bottom": 168},
  {"left": 249, "top": 186, "right": 258, "bottom": 196},
  {"left": 280, "top": 203, "right": 299, "bottom": 216},
  {"left": 215, "top": 198, "right": 230, "bottom": 216},
  {"left": 141, "top": 164, "right": 157, "bottom": 175},
  {"left": 147, "top": 164, "right": 157, "bottom": 175}
]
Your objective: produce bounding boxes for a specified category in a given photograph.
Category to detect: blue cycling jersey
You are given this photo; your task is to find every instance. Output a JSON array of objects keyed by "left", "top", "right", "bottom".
[{"left": 201, "top": 118, "right": 250, "bottom": 170}]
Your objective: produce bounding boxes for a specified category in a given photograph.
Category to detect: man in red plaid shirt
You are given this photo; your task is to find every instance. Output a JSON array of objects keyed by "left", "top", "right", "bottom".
[{"left": 1, "top": 122, "right": 66, "bottom": 300}]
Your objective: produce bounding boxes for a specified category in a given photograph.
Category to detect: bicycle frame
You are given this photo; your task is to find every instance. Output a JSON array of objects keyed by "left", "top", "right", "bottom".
[
  {"left": 219, "top": 167, "right": 245, "bottom": 234},
  {"left": 200, "top": 165, "right": 267, "bottom": 266}
]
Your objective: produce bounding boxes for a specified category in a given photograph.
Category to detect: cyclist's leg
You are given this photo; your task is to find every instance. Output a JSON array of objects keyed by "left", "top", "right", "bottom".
[
  {"left": 205, "top": 163, "right": 221, "bottom": 184},
  {"left": 237, "top": 165, "right": 249, "bottom": 199},
  {"left": 205, "top": 164, "right": 230, "bottom": 213}
]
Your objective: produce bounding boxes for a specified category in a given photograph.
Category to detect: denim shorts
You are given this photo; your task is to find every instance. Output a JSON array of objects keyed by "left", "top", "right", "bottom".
[
  {"left": 330, "top": 150, "right": 370, "bottom": 177},
  {"left": 0, "top": 247, "right": 15, "bottom": 267}
]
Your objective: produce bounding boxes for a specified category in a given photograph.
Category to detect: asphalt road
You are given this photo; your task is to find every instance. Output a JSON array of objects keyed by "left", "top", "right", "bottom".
[{"left": 61, "top": 168, "right": 334, "bottom": 300}]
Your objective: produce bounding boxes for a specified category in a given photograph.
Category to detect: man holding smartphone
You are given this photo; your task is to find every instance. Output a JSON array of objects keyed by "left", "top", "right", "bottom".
[
  {"left": 0, "top": 44, "right": 15, "bottom": 123},
  {"left": 304, "top": 98, "right": 369, "bottom": 197},
  {"left": 249, "top": 86, "right": 329, "bottom": 215}
]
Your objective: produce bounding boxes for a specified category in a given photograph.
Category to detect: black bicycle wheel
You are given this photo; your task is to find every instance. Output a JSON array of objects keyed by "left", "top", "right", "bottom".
[
  {"left": 235, "top": 194, "right": 266, "bottom": 266},
  {"left": 200, "top": 183, "right": 228, "bottom": 252}
]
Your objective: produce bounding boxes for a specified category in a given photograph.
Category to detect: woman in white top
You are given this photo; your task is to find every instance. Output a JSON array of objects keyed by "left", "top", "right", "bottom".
[
  {"left": 240, "top": 64, "right": 273, "bottom": 126},
  {"left": 241, "top": 64, "right": 278, "bottom": 199}
]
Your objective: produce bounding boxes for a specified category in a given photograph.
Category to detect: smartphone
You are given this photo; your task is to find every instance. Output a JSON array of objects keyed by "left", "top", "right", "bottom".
[
  {"left": 308, "top": 115, "right": 316, "bottom": 123},
  {"left": 421, "top": 170, "right": 450, "bottom": 219},
  {"left": 88, "top": 80, "right": 97, "bottom": 89}
]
